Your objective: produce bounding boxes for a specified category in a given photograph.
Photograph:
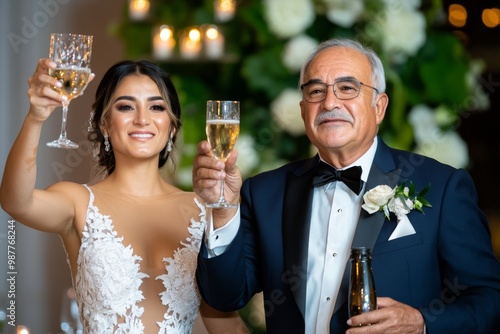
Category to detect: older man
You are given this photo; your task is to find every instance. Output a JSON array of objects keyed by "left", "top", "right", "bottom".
[{"left": 193, "top": 38, "right": 500, "bottom": 333}]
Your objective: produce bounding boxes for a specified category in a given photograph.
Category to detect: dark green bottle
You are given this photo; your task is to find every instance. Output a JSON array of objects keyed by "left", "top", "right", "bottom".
[{"left": 348, "top": 247, "right": 377, "bottom": 319}]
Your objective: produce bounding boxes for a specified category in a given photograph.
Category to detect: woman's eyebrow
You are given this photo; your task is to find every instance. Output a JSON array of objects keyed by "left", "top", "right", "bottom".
[{"left": 114, "top": 95, "right": 164, "bottom": 102}]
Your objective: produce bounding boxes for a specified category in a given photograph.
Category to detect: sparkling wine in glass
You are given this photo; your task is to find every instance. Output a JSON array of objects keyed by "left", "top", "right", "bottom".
[
  {"left": 47, "top": 33, "right": 93, "bottom": 149},
  {"left": 206, "top": 100, "right": 240, "bottom": 208}
]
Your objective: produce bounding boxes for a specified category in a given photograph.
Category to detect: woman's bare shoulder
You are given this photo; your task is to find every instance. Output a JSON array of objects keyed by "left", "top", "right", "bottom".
[
  {"left": 44, "top": 182, "right": 93, "bottom": 216},
  {"left": 45, "top": 181, "right": 90, "bottom": 197}
]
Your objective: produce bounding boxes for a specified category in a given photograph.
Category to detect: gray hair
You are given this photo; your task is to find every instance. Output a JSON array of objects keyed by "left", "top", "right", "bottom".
[{"left": 299, "top": 38, "right": 386, "bottom": 94}]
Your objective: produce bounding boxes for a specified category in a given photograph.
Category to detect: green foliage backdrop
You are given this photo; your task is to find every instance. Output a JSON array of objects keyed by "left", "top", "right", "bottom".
[{"left": 114, "top": 0, "right": 489, "bottom": 188}]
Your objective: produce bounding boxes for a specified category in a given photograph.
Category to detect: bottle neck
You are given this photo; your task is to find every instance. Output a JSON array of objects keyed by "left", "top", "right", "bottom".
[{"left": 350, "top": 247, "right": 372, "bottom": 262}]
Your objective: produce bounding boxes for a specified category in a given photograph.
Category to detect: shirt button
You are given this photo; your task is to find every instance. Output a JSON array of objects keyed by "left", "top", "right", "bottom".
[
  {"left": 332, "top": 253, "right": 337, "bottom": 257},
  {"left": 337, "top": 208, "right": 342, "bottom": 213},
  {"left": 215, "top": 235, "right": 219, "bottom": 240},
  {"left": 326, "top": 297, "right": 331, "bottom": 301}
]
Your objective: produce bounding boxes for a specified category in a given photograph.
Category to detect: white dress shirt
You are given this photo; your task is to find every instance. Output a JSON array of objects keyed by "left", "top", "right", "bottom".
[
  {"left": 306, "top": 139, "right": 377, "bottom": 333},
  {"left": 206, "top": 138, "right": 378, "bottom": 333}
]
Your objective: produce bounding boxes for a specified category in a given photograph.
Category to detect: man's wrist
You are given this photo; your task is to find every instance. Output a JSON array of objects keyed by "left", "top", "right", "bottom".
[{"left": 211, "top": 205, "right": 239, "bottom": 230}]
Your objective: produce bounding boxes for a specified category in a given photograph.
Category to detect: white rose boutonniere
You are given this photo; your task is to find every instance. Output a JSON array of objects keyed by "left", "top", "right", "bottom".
[{"left": 362, "top": 181, "right": 431, "bottom": 221}]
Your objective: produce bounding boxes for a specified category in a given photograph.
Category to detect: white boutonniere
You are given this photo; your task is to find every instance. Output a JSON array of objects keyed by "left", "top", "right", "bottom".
[{"left": 362, "top": 181, "right": 431, "bottom": 221}]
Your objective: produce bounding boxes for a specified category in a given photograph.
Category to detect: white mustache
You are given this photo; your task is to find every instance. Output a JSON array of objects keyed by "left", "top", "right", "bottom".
[{"left": 315, "top": 110, "right": 354, "bottom": 125}]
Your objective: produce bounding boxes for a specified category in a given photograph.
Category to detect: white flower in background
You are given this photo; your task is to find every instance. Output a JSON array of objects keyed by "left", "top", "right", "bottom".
[
  {"left": 465, "top": 59, "right": 490, "bottom": 111},
  {"left": 409, "top": 105, "right": 469, "bottom": 168},
  {"left": 378, "top": 8, "right": 426, "bottom": 61},
  {"left": 271, "top": 89, "right": 305, "bottom": 136},
  {"left": 176, "top": 166, "right": 194, "bottom": 188},
  {"left": 323, "top": 0, "right": 364, "bottom": 28},
  {"left": 433, "top": 105, "right": 457, "bottom": 128},
  {"left": 263, "top": 0, "right": 315, "bottom": 39},
  {"left": 234, "top": 134, "right": 260, "bottom": 176},
  {"left": 408, "top": 104, "right": 438, "bottom": 142},
  {"left": 382, "top": 0, "right": 421, "bottom": 11},
  {"left": 414, "top": 131, "right": 469, "bottom": 169},
  {"left": 282, "top": 35, "right": 318, "bottom": 72}
]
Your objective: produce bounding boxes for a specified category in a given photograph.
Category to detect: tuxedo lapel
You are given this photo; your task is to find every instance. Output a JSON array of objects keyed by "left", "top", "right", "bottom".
[
  {"left": 282, "top": 156, "right": 318, "bottom": 319},
  {"left": 352, "top": 164, "right": 400, "bottom": 248}
]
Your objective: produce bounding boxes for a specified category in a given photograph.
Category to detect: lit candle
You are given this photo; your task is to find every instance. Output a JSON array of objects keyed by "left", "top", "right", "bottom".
[
  {"left": 129, "top": 0, "right": 150, "bottom": 21},
  {"left": 16, "top": 325, "right": 30, "bottom": 334},
  {"left": 153, "top": 25, "right": 175, "bottom": 60},
  {"left": 180, "top": 27, "right": 202, "bottom": 59},
  {"left": 214, "top": 0, "right": 236, "bottom": 22},
  {"left": 204, "top": 25, "right": 224, "bottom": 59}
]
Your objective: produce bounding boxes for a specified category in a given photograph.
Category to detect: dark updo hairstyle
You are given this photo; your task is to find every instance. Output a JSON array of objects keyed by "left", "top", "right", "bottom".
[{"left": 87, "top": 60, "right": 182, "bottom": 175}]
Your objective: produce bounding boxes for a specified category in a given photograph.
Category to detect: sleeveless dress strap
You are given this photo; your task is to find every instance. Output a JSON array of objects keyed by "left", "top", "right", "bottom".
[{"left": 82, "top": 184, "right": 95, "bottom": 207}]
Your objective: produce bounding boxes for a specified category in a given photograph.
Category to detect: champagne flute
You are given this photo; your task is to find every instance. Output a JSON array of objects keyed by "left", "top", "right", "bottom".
[
  {"left": 206, "top": 100, "right": 240, "bottom": 208},
  {"left": 47, "top": 33, "right": 93, "bottom": 149}
]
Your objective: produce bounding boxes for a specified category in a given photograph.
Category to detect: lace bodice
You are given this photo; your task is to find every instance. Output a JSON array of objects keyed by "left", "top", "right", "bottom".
[{"left": 75, "top": 185, "right": 206, "bottom": 333}]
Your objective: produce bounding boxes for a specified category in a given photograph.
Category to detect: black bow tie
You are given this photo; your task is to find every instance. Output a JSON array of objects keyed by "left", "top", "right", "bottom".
[{"left": 312, "top": 161, "right": 363, "bottom": 195}]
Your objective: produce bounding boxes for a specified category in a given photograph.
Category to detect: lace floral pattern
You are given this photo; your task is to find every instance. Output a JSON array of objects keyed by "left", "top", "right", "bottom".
[
  {"left": 156, "top": 213, "right": 205, "bottom": 333},
  {"left": 76, "top": 185, "right": 206, "bottom": 333}
]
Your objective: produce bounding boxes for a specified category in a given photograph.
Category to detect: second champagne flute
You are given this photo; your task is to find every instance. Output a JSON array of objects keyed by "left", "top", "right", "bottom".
[
  {"left": 47, "top": 32, "right": 93, "bottom": 149},
  {"left": 206, "top": 100, "right": 240, "bottom": 208}
]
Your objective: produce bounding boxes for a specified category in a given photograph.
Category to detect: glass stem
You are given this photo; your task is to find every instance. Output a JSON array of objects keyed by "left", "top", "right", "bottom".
[
  {"left": 59, "top": 102, "right": 69, "bottom": 140},
  {"left": 218, "top": 179, "right": 225, "bottom": 203}
]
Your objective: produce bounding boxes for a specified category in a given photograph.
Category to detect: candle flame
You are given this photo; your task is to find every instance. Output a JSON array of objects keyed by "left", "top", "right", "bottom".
[
  {"left": 159, "top": 26, "right": 173, "bottom": 41},
  {"left": 206, "top": 26, "right": 219, "bottom": 40},
  {"left": 188, "top": 28, "right": 201, "bottom": 42},
  {"left": 131, "top": 0, "right": 150, "bottom": 12}
]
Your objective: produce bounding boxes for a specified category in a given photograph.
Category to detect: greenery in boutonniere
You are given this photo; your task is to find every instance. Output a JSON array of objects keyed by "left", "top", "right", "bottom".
[{"left": 362, "top": 181, "right": 431, "bottom": 221}]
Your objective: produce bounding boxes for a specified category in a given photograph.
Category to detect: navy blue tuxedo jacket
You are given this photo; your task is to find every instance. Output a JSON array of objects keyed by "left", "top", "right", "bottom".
[{"left": 197, "top": 138, "right": 500, "bottom": 333}]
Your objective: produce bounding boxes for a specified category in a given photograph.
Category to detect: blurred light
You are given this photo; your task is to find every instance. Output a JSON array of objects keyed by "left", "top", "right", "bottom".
[
  {"left": 188, "top": 28, "right": 201, "bottom": 42},
  {"left": 153, "top": 25, "right": 175, "bottom": 60},
  {"left": 128, "top": 0, "right": 150, "bottom": 21},
  {"left": 16, "top": 325, "right": 30, "bottom": 334},
  {"left": 159, "top": 26, "right": 173, "bottom": 41},
  {"left": 180, "top": 27, "right": 202, "bottom": 58},
  {"left": 449, "top": 4, "right": 467, "bottom": 28},
  {"left": 482, "top": 8, "right": 500, "bottom": 28},
  {"left": 206, "top": 26, "right": 219, "bottom": 40},
  {"left": 214, "top": 0, "right": 236, "bottom": 22}
]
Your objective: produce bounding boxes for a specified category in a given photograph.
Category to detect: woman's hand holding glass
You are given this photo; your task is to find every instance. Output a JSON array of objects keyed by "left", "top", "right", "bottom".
[
  {"left": 27, "top": 59, "right": 67, "bottom": 122},
  {"left": 46, "top": 33, "right": 93, "bottom": 149}
]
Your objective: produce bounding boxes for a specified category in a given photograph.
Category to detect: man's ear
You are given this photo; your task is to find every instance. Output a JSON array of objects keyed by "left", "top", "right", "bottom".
[{"left": 374, "top": 93, "right": 389, "bottom": 125}]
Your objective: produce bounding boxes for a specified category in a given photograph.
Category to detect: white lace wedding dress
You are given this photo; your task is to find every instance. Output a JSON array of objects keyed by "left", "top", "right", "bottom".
[{"left": 75, "top": 185, "right": 206, "bottom": 333}]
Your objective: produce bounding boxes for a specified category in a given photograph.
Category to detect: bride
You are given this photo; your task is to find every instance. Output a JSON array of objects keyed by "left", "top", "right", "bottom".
[{"left": 0, "top": 58, "right": 248, "bottom": 333}]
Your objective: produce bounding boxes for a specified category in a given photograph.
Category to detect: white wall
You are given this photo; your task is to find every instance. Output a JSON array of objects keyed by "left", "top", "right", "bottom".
[{"left": 0, "top": 0, "right": 124, "bottom": 332}]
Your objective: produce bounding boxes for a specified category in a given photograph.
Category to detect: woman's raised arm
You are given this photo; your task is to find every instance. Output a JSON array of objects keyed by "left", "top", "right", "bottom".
[{"left": 1, "top": 59, "right": 83, "bottom": 233}]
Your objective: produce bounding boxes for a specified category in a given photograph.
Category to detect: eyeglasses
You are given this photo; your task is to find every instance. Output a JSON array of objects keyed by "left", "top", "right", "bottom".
[{"left": 300, "top": 80, "right": 379, "bottom": 103}]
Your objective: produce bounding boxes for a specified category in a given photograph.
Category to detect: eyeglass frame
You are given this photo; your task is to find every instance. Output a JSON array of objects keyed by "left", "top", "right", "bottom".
[{"left": 300, "top": 79, "right": 379, "bottom": 103}]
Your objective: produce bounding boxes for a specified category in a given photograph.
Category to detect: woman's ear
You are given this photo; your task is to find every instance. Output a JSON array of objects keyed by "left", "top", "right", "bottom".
[
  {"left": 169, "top": 126, "right": 177, "bottom": 138},
  {"left": 100, "top": 124, "right": 109, "bottom": 137}
]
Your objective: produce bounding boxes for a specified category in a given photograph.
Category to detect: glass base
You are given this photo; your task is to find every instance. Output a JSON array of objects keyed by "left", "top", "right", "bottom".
[
  {"left": 47, "top": 138, "right": 79, "bottom": 149},
  {"left": 206, "top": 201, "right": 237, "bottom": 208}
]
